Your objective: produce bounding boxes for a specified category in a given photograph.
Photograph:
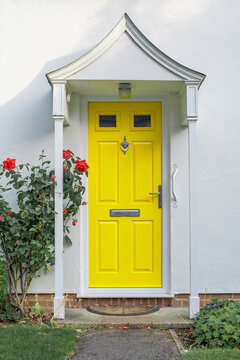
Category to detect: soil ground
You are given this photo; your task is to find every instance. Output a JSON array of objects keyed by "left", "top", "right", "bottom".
[{"left": 175, "top": 328, "right": 194, "bottom": 349}]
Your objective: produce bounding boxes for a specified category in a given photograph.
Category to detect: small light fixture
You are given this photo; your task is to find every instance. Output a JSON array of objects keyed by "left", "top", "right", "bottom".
[{"left": 118, "top": 83, "right": 131, "bottom": 99}]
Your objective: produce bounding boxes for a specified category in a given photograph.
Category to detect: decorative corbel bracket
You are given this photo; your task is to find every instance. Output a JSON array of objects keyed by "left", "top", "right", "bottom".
[
  {"left": 52, "top": 80, "right": 70, "bottom": 126},
  {"left": 181, "top": 81, "right": 199, "bottom": 126}
]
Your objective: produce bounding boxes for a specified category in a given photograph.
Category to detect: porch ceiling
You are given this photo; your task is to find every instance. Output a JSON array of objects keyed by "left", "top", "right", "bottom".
[{"left": 68, "top": 80, "right": 183, "bottom": 96}]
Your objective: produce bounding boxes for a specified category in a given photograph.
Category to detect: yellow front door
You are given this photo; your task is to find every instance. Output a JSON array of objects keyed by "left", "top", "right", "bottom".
[{"left": 88, "top": 102, "right": 162, "bottom": 288}]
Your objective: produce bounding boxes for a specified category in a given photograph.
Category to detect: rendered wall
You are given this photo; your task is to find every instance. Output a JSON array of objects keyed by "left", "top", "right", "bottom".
[{"left": 1, "top": 0, "right": 240, "bottom": 295}]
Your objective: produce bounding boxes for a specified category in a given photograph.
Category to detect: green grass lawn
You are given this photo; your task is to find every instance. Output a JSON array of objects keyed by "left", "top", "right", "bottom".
[
  {"left": 0, "top": 324, "right": 79, "bottom": 360},
  {"left": 177, "top": 348, "right": 240, "bottom": 359}
]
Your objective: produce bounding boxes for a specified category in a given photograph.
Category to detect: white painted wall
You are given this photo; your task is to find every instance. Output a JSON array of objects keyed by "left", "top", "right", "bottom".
[
  {"left": 1, "top": 0, "right": 240, "bottom": 295},
  {"left": 169, "top": 95, "right": 190, "bottom": 294}
]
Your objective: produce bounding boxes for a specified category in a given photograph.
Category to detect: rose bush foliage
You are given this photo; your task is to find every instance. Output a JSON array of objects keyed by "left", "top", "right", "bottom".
[{"left": 0, "top": 150, "right": 88, "bottom": 316}]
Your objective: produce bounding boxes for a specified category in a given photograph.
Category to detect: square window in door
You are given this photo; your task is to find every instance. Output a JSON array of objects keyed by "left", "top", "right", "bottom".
[
  {"left": 99, "top": 115, "right": 116, "bottom": 127},
  {"left": 130, "top": 112, "right": 155, "bottom": 131},
  {"left": 134, "top": 115, "right": 151, "bottom": 127},
  {"left": 95, "top": 113, "right": 120, "bottom": 131}
]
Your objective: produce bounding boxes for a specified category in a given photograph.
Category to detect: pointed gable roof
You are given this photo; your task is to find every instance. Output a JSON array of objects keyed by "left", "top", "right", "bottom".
[{"left": 47, "top": 14, "right": 205, "bottom": 86}]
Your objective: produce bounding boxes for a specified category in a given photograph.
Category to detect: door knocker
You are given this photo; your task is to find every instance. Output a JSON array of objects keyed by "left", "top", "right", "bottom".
[{"left": 120, "top": 136, "right": 129, "bottom": 155}]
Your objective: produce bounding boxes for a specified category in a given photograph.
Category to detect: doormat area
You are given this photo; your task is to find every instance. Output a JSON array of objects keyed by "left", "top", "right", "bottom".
[{"left": 87, "top": 304, "right": 160, "bottom": 316}]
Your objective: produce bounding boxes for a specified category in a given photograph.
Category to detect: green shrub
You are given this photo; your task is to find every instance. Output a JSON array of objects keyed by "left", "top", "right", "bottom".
[
  {"left": 0, "top": 150, "right": 88, "bottom": 317},
  {"left": 193, "top": 297, "right": 240, "bottom": 347}
]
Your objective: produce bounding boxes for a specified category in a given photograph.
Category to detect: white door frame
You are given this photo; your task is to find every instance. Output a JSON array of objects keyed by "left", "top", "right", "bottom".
[{"left": 78, "top": 94, "right": 172, "bottom": 298}]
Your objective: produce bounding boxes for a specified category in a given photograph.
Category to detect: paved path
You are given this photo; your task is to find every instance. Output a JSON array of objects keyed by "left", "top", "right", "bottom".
[{"left": 70, "top": 330, "right": 179, "bottom": 360}]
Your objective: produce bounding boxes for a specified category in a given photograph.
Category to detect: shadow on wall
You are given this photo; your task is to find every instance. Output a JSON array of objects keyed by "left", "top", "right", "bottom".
[
  {"left": 0, "top": 0, "right": 212, "bottom": 161},
  {"left": 0, "top": 49, "right": 90, "bottom": 161}
]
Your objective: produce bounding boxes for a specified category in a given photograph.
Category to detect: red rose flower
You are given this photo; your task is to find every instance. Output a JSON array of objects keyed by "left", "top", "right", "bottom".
[
  {"left": 52, "top": 175, "right": 56, "bottom": 180},
  {"left": 63, "top": 208, "right": 67, "bottom": 215},
  {"left": 3, "top": 158, "right": 16, "bottom": 170},
  {"left": 82, "top": 201, "right": 87, "bottom": 206},
  {"left": 72, "top": 219, "right": 76, "bottom": 226},
  {"left": 63, "top": 165, "right": 67, "bottom": 171},
  {"left": 63, "top": 150, "right": 71, "bottom": 159},
  {"left": 75, "top": 160, "right": 89, "bottom": 173},
  {"left": 0, "top": 216, "right": 1, "bottom": 221},
  {"left": 78, "top": 186, "right": 82, "bottom": 190},
  {"left": 6, "top": 212, "right": 11, "bottom": 216}
]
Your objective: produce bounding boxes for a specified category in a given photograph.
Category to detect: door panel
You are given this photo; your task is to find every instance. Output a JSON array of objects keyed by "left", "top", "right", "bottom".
[
  {"left": 89, "top": 102, "right": 162, "bottom": 288},
  {"left": 133, "top": 220, "right": 153, "bottom": 272},
  {"left": 98, "top": 142, "right": 119, "bottom": 202},
  {"left": 132, "top": 142, "right": 153, "bottom": 202},
  {"left": 98, "top": 221, "right": 119, "bottom": 272}
]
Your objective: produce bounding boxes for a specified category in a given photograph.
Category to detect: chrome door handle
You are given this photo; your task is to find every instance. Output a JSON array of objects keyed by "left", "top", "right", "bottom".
[{"left": 149, "top": 185, "right": 162, "bottom": 208}]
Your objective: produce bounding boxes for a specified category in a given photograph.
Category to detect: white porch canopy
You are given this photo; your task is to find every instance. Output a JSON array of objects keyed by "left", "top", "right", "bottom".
[{"left": 46, "top": 13, "right": 205, "bottom": 319}]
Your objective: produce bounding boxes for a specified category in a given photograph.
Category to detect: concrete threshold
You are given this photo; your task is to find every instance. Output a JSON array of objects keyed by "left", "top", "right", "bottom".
[{"left": 60, "top": 307, "right": 193, "bottom": 328}]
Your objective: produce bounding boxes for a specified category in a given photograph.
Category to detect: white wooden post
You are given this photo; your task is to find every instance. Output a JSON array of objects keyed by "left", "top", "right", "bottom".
[
  {"left": 52, "top": 80, "right": 67, "bottom": 319},
  {"left": 185, "top": 82, "right": 200, "bottom": 319}
]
